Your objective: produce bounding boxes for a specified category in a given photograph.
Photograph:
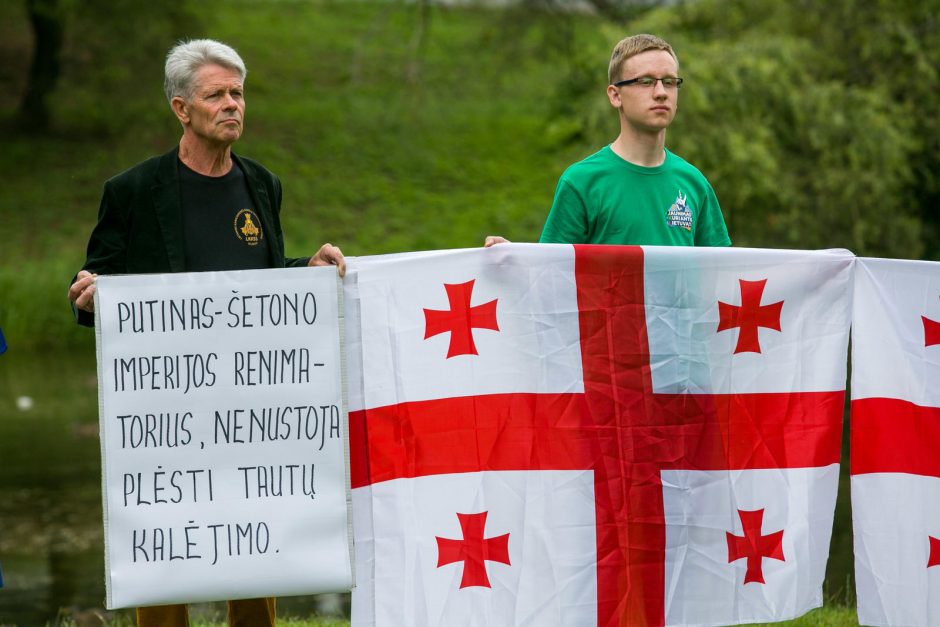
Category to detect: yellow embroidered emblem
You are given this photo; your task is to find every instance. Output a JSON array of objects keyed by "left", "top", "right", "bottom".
[{"left": 233, "top": 209, "right": 264, "bottom": 246}]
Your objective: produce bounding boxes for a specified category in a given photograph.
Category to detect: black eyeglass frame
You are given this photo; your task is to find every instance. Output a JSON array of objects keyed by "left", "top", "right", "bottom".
[{"left": 611, "top": 76, "right": 684, "bottom": 88}]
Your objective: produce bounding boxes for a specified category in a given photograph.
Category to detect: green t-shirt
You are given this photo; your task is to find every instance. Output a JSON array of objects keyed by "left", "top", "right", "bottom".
[{"left": 540, "top": 146, "right": 731, "bottom": 247}]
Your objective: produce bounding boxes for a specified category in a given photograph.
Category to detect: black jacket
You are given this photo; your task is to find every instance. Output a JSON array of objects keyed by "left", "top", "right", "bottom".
[{"left": 74, "top": 147, "right": 308, "bottom": 326}]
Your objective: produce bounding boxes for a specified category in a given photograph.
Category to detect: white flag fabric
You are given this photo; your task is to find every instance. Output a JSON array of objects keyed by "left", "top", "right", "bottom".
[
  {"left": 367, "top": 470, "right": 597, "bottom": 626},
  {"left": 644, "top": 247, "right": 851, "bottom": 394},
  {"left": 663, "top": 467, "right": 838, "bottom": 626},
  {"left": 851, "top": 257, "right": 940, "bottom": 627},
  {"left": 347, "top": 244, "right": 852, "bottom": 626}
]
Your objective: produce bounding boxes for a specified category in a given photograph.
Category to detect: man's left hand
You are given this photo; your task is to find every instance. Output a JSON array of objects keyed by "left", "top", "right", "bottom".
[{"left": 308, "top": 242, "right": 346, "bottom": 277}]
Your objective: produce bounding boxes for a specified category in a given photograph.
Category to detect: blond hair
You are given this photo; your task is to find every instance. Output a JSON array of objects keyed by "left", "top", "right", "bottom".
[{"left": 608, "top": 34, "right": 678, "bottom": 84}]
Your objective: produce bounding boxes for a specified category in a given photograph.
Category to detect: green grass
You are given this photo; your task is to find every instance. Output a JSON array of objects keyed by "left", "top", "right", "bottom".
[
  {"left": 49, "top": 618, "right": 349, "bottom": 627},
  {"left": 47, "top": 606, "right": 861, "bottom": 626},
  {"left": 745, "top": 606, "right": 860, "bottom": 626}
]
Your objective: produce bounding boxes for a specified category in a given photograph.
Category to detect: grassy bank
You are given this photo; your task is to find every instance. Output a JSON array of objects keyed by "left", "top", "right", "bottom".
[
  {"left": 0, "top": 1, "right": 599, "bottom": 349},
  {"left": 4, "top": 0, "right": 938, "bottom": 351}
]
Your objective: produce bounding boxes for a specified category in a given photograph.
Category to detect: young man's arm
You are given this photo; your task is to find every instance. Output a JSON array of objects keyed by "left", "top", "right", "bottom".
[
  {"left": 694, "top": 183, "right": 731, "bottom": 247},
  {"left": 539, "top": 178, "right": 590, "bottom": 244}
]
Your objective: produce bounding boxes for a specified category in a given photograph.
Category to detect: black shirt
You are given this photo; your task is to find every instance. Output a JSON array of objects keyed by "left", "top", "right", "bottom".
[{"left": 179, "top": 159, "right": 272, "bottom": 271}]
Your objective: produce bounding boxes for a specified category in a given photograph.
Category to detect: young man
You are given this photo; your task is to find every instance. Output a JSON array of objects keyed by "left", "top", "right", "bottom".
[
  {"left": 67, "top": 39, "right": 344, "bottom": 627},
  {"left": 486, "top": 34, "right": 730, "bottom": 247}
]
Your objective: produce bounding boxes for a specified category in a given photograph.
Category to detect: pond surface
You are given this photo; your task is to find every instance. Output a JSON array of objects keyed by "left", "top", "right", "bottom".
[
  {"left": 0, "top": 350, "right": 856, "bottom": 625},
  {"left": 0, "top": 350, "right": 346, "bottom": 626}
]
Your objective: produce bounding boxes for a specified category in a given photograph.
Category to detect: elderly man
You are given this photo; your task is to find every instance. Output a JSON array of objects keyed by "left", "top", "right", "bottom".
[
  {"left": 486, "top": 33, "right": 730, "bottom": 248},
  {"left": 68, "top": 39, "right": 343, "bottom": 627}
]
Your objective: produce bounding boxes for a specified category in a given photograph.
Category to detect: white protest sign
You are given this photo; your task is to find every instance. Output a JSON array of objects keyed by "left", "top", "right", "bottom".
[{"left": 93, "top": 267, "right": 353, "bottom": 609}]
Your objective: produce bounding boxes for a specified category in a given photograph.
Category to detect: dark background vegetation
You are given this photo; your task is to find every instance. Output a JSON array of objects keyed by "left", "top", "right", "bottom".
[
  {"left": 0, "top": 0, "right": 937, "bottom": 623},
  {"left": 3, "top": 0, "right": 938, "bottom": 349}
]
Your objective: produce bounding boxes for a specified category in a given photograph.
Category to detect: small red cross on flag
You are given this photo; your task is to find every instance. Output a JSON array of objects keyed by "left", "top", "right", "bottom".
[
  {"left": 424, "top": 280, "right": 499, "bottom": 358},
  {"left": 924, "top": 296, "right": 940, "bottom": 347},
  {"left": 348, "top": 244, "right": 852, "bottom": 626},
  {"left": 436, "top": 511, "right": 510, "bottom": 588},
  {"left": 928, "top": 536, "right": 940, "bottom": 568},
  {"left": 726, "top": 508, "right": 786, "bottom": 584},
  {"left": 717, "top": 278, "right": 784, "bottom": 354}
]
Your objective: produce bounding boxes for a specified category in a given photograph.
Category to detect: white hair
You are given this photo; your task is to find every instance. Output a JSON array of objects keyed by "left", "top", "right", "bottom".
[{"left": 164, "top": 39, "right": 247, "bottom": 103}]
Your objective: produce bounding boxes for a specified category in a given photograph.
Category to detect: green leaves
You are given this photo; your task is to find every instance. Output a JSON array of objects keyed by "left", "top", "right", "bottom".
[{"left": 552, "top": 0, "right": 940, "bottom": 258}]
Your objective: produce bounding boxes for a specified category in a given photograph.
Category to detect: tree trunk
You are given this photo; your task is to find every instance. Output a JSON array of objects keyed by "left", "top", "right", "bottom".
[
  {"left": 406, "top": 0, "right": 430, "bottom": 86},
  {"left": 19, "top": 0, "right": 65, "bottom": 132}
]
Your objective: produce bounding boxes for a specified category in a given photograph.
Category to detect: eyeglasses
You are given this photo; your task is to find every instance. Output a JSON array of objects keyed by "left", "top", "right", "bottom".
[{"left": 612, "top": 76, "right": 683, "bottom": 89}]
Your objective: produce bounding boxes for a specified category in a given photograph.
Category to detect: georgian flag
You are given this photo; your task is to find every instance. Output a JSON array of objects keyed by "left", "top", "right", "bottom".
[
  {"left": 346, "top": 244, "right": 852, "bottom": 626},
  {"left": 851, "top": 257, "right": 940, "bottom": 627}
]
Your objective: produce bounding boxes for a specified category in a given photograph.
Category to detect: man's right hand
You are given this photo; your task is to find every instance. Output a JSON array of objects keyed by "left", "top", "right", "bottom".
[
  {"left": 484, "top": 235, "right": 510, "bottom": 247},
  {"left": 69, "top": 270, "right": 97, "bottom": 313}
]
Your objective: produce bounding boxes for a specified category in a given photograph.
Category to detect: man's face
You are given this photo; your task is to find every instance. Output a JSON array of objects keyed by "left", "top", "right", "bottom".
[
  {"left": 175, "top": 63, "right": 245, "bottom": 146},
  {"left": 607, "top": 49, "right": 679, "bottom": 134}
]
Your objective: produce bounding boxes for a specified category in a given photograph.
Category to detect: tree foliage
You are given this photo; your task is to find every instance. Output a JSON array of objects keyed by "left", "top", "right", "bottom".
[{"left": 551, "top": 0, "right": 940, "bottom": 259}]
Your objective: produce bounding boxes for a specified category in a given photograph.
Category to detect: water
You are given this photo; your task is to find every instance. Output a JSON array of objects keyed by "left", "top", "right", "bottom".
[
  {"left": 0, "top": 350, "right": 347, "bottom": 626},
  {"left": 0, "top": 350, "right": 856, "bottom": 626}
]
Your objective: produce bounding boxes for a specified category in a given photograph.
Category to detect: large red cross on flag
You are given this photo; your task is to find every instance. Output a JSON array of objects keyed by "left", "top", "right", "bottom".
[
  {"left": 345, "top": 244, "right": 852, "bottom": 626},
  {"left": 851, "top": 257, "right": 940, "bottom": 627}
]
